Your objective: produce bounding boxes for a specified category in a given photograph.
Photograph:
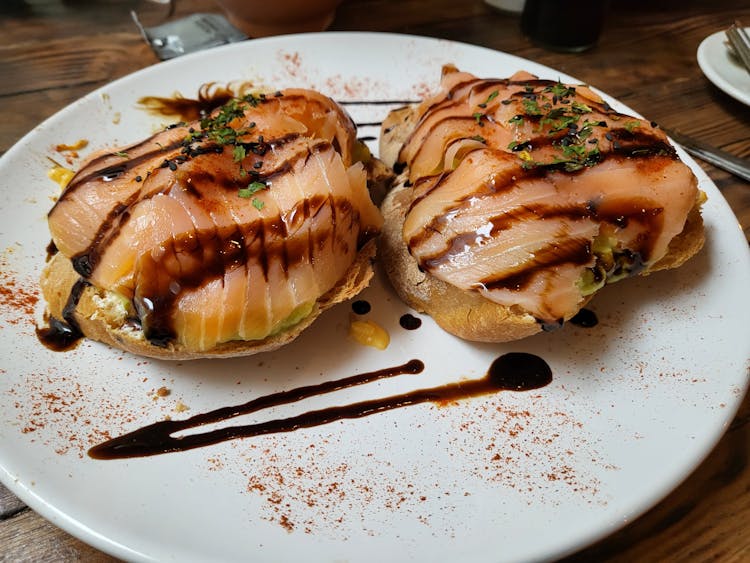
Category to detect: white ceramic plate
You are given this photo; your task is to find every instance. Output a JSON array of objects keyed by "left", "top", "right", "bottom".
[
  {"left": 1, "top": 32, "right": 748, "bottom": 563},
  {"left": 697, "top": 27, "right": 750, "bottom": 105}
]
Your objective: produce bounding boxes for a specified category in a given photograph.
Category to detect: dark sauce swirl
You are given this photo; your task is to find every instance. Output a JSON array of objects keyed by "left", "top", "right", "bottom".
[
  {"left": 88, "top": 353, "right": 552, "bottom": 460},
  {"left": 36, "top": 278, "right": 90, "bottom": 351}
]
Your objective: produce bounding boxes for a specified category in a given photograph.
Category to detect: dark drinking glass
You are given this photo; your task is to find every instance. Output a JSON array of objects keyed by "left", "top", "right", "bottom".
[{"left": 521, "top": 0, "right": 609, "bottom": 52}]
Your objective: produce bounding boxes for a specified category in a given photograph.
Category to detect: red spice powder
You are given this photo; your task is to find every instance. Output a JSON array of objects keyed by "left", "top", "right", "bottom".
[{"left": 0, "top": 252, "right": 39, "bottom": 328}]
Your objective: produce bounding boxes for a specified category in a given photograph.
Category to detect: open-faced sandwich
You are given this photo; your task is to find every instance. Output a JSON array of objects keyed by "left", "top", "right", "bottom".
[
  {"left": 379, "top": 66, "right": 705, "bottom": 342},
  {"left": 42, "top": 88, "right": 385, "bottom": 359}
]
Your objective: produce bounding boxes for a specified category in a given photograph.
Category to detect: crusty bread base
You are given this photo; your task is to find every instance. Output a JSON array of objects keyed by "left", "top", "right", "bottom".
[
  {"left": 41, "top": 239, "right": 377, "bottom": 360},
  {"left": 649, "top": 203, "right": 705, "bottom": 272},
  {"left": 379, "top": 182, "right": 705, "bottom": 343}
]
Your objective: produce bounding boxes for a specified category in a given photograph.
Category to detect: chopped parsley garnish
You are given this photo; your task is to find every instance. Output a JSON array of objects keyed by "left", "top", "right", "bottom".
[
  {"left": 241, "top": 93, "right": 261, "bottom": 107},
  {"left": 561, "top": 143, "right": 588, "bottom": 159},
  {"left": 522, "top": 98, "right": 543, "bottom": 116},
  {"left": 544, "top": 81, "right": 576, "bottom": 100},
  {"left": 470, "top": 135, "right": 487, "bottom": 143},
  {"left": 472, "top": 112, "right": 486, "bottom": 126},
  {"left": 252, "top": 198, "right": 265, "bottom": 210},
  {"left": 210, "top": 126, "right": 240, "bottom": 145},
  {"left": 477, "top": 90, "right": 499, "bottom": 108},
  {"left": 179, "top": 95, "right": 271, "bottom": 181},
  {"left": 201, "top": 98, "right": 243, "bottom": 130},
  {"left": 571, "top": 101, "right": 593, "bottom": 114},
  {"left": 232, "top": 144, "right": 247, "bottom": 163},
  {"left": 238, "top": 180, "right": 268, "bottom": 199},
  {"left": 624, "top": 120, "right": 641, "bottom": 132},
  {"left": 578, "top": 120, "right": 605, "bottom": 141},
  {"left": 113, "top": 151, "right": 129, "bottom": 158},
  {"left": 191, "top": 98, "right": 258, "bottom": 147},
  {"left": 540, "top": 108, "right": 579, "bottom": 132},
  {"left": 506, "top": 83, "right": 608, "bottom": 172}
]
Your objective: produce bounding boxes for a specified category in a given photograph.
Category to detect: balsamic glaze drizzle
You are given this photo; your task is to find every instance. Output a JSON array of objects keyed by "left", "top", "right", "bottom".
[{"left": 88, "top": 353, "right": 551, "bottom": 460}]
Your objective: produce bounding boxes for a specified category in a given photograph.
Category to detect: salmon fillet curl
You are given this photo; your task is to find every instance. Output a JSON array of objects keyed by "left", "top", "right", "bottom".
[
  {"left": 379, "top": 66, "right": 705, "bottom": 339},
  {"left": 44, "top": 89, "right": 383, "bottom": 356}
]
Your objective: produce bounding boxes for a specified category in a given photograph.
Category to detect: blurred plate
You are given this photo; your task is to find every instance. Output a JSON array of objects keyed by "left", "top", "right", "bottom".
[
  {"left": 0, "top": 32, "right": 749, "bottom": 563},
  {"left": 697, "top": 27, "right": 750, "bottom": 105}
]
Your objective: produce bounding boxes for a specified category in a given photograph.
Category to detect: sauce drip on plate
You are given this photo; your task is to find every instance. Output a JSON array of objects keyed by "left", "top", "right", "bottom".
[
  {"left": 89, "top": 353, "right": 552, "bottom": 459},
  {"left": 399, "top": 313, "right": 422, "bottom": 330},
  {"left": 569, "top": 308, "right": 598, "bottom": 328}
]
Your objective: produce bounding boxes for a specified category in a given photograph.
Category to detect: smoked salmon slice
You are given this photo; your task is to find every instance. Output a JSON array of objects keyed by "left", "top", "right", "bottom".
[
  {"left": 382, "top": 67, "right": 704, "bottom": 330},
  {"left": 46, "top": 89, "right": 382, "bottom": 353}
]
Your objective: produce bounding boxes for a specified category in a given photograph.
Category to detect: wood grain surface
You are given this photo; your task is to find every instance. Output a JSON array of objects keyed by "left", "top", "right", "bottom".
[{"left": 1, "top": 0, "right": 748, "bottom": 561}]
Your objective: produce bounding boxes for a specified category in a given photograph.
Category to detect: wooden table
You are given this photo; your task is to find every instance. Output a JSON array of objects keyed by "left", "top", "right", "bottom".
[{"left": 1, "top": 0, "right": 748, "bottom": 560}]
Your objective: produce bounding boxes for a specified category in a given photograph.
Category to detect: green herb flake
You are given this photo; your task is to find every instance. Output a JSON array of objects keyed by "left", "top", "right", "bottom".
[
  {"left": 522, "top": 98, "right": 543, "bottom": 116},
  {"left": 470, "top": 135, "right": 487, "bottom": 143},
  {"left": 577, "top": 126, "right": 594, "bottom": 141},
  {"left": 238, "top": 180, "right": 268, "bottom": 199},
  {"left": 624, "top": 120, "right": 641, "bottom": 132},
  {"left": 561, "top": 143, "right": 587, "bottom": 159},
  {"left": 247, "top": 180, "right": 267, "bottom": 193},
  {"left": 545, "top": 108, "right": 567, "bottom": 119},
  {"left": 545, "top": 82, "right": 575, "bottom": 99},
  {"left": 552, "top": 115, "right": 579, "bottom": 133},
  {"left": 242, "top": 93, "right": 261, "bottom": 107},
  {"left": 508, "top": 115, "right": 524, "bottom": 126},
  {"left": 212, "top": 126, "right": 239, "bottom": 145},
  {"left": 251, "top": 197, "right": 265, "bottom": 210},
  {"left": 232, "top": 145, "right": 247, "bottom": 162},
  {"left": 563, "top": 161, "right": 585, "bottom": 172},
  {"left": 472, "top": 112, "right": 485, "bottom": 126},
  {"left": 571, "top": 101, "right": 593, "bottom": 114},
  {"left": 478, "top": 90, "right": 499, "bottom": 108},
  {"left": 112, "top": 151, "right": 129, "bottom": 158},
  {"left": 184, "top": 130, "right": 203, "bottom": 143}
]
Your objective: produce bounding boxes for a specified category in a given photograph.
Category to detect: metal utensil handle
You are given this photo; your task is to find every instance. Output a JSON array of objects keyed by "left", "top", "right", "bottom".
[{"left": 666, "top": 129, "right": 750, "bottom": 183}]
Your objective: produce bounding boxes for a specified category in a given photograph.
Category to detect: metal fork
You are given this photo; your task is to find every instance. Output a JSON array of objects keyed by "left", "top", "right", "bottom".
[{"left": 726, "top": 21, "right": 750, "bottom": 76}]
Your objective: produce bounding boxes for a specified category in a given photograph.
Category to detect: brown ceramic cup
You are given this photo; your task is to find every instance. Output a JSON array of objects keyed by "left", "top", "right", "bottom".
[{"left": 213, "top": 0, "right": 344, "bottom": 37}]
